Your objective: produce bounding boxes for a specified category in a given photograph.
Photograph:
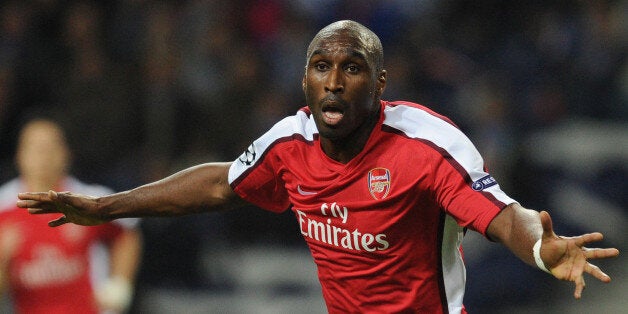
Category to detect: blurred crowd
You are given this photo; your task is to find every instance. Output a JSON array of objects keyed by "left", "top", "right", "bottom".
[
  {"left": 1, "top": 0, "right": 626, "bottom": 189},
  {"left": 0, "top": 0, "right": 626, "bottom": 313}
]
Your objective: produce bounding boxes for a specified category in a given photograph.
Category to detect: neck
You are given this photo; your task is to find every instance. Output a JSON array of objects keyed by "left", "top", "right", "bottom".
[
  {"left": 23, "top": 175, "right": 63, "bottom": 192},
  {"left": 320, "top": 108, "right": 380, "bottom": 164}
]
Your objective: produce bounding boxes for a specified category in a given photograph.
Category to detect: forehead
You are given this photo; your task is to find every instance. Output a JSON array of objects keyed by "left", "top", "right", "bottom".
[
  {"left": 308, "top": 29, "right": 372, "bottom": 60},
  {"left": 20, "top": 122, "right": 65, "bottom": 145}
]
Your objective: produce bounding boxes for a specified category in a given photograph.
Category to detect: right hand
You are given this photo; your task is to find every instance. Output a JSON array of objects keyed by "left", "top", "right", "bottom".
[{"left": 17, "top": 190, "right": 109, "bottom": 226}]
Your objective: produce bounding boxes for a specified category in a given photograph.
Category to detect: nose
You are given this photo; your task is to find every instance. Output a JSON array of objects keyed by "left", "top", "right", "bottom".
[{"left": 325, "top": 67, "right": 344, "bottom": 93}]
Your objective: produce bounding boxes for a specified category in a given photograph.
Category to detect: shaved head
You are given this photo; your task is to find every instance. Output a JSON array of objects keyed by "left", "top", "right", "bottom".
[{"left": 306, "top": 20, "right": 384, "bottom": 73}]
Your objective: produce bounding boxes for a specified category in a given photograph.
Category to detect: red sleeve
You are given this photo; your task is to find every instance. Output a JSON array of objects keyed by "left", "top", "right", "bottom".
[
  {"left": 231, "top": 150, "right": 291, "bottom": 213},
  {"left": 428, "top": 148, "right": 505, "bottom": 236}
]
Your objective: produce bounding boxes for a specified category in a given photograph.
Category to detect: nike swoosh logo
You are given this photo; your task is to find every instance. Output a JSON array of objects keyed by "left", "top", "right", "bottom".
[{"left": 297, "top": 185, "right": 318, "bottom": 196}]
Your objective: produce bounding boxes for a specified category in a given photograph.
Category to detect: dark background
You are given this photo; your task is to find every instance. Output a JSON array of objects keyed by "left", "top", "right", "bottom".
[{"left": 0, "top": 1, "right": 625, "bottom": 313}]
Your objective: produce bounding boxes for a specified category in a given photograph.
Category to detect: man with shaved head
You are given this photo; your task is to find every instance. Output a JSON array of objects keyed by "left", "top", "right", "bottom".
[{"left": 17, "top": 21, "right": 618, "bottom": 313}]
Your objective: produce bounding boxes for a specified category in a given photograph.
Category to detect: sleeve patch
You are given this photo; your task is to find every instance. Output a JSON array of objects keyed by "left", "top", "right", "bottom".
[{"left": 471, "top": 174, "right": 497, "bottom": 191}]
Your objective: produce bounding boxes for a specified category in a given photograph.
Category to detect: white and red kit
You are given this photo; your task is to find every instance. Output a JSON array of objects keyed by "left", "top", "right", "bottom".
[
  {"left": 0, "top": 177, "right": 137, "bottom": 314},
  {"left": 229, "top": 100, "right": 517, "bottom": 314}
]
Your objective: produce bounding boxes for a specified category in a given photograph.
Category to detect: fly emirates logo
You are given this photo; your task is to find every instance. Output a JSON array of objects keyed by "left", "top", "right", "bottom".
[{"left": 297, "top": 202, "right": 390, "bottom": 252}]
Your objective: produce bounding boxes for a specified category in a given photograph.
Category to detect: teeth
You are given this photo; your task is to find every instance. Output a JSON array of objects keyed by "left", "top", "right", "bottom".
[{"left": 324, "top": 111, "right": 343, "bottom": 119}]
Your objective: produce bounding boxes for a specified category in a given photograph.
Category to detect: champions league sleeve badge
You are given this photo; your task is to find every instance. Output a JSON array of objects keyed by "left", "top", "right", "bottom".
[
  {"left": 368, "top": 168, "right": 391, "bottom": 200},
  {"left": 471, "top": 174, "right": 497, "bottom": 191},
  {"left": 238, "top": 143, "right": 257, "bottom": 166}
]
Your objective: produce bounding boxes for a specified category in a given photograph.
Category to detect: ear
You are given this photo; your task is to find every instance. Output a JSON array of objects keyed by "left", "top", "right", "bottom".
[
  {"left": 302, "top": 75, "right": 306, "bottom": 92},
  {"left": 375, "top": 70, "right": 387, "bottom": 97}
]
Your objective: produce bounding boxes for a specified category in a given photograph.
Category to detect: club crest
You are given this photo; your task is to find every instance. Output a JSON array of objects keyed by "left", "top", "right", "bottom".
[{"left": 368, "top": 168, "right": 391, "bottom": 200}]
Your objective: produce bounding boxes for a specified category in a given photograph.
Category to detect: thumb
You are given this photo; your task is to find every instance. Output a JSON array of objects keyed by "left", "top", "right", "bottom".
[
  {"left": 539, "top": 210, "right": 554, "bottom": 239},
  {"left": 48, "top": 216, "right": 68, "bottom": 227}
]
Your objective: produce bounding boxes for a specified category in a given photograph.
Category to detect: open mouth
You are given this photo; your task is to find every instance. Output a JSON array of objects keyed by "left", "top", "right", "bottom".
[
  {"left": 323, "top": 109, "right": 344, "bottom": 125},
  {"left": 321, "top": 99, "right": 345, "bottom": 126}
]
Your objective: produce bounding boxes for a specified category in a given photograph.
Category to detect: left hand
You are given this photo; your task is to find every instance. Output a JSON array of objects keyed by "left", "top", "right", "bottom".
[{"left": 538, "top": 211, "right": 620, "bottom": 299}]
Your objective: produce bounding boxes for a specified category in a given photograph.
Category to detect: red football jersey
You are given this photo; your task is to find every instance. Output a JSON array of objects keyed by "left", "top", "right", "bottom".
[
  {"left": 0, "top": 177, "right": 128, "bottom": 314},
  {"left": 229, "top": 100, "right": 517, "bottom": 313}
]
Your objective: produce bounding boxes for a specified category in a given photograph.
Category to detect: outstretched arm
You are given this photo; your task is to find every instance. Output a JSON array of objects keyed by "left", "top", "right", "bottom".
[
  {"left": 487, "top": 203, "right": 619, "bottom": 299},
  {"left": 17, "top": 162, "right": 245, "bottom": 226}
]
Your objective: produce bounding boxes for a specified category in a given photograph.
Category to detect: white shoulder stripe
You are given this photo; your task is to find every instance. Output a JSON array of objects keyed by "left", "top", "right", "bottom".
[
  {"left": 383, "top": 105, "right": 516, "bottom": 204},
  {"left": 229, "top": 110, "right": 316, "bottom": 184},
  {"left": 383, "top": 105, "right": 485, "bottom": 178}
]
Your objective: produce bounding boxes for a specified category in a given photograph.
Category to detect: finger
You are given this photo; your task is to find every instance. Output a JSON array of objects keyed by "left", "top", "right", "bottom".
[
  {"left": 573, "top": 275, "right": 585, "bottom": 299},
  {"left": 28, "top": 206, "right": 62, "bottom": 214},
  {"left": 17, "top": 199, "right": 43, "bottom": 209},
  {"left": 17, "top": 192, "right": 52, "bottom": 201},
  {"left": 585, "top": 247, "right": 620, "bottom": 260},
  {"left": 17, "top": 191, "right": 61, "bottom": 213},
  {"left": 584, "top": 262, "right": 612, "bottom": 283},
  {"left": 27, "top": 207, "right": 45, "bottom": 214},
  {"left": 48, "top": 216, "right": 68, "bottom": 227},
  {"left": 18, "top": 200, "right": 61, "bottom": 214},
  {"left": 575, "top": 232, "right": 604, "bottom": 247}
]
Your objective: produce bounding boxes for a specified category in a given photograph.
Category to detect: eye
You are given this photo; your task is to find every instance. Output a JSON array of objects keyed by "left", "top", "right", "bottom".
[
  {"left": 345, "top": 64, "right": 360, "bottom": 73},
  {"left": 315, "top": 62, "right": 329, "bottom": 71}
]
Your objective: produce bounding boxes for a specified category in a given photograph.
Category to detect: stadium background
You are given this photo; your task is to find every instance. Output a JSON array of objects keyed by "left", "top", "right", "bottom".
[{"left": 0, "top": 0, "right": 625, "bottom": 313}]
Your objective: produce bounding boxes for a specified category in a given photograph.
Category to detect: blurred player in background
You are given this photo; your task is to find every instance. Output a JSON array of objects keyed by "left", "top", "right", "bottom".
[
  {"left": 17, "top": 21, "right": 619, "bottom": 313},
  {"left": 0, "top": 118, "right": 142, "bottom": 314}
]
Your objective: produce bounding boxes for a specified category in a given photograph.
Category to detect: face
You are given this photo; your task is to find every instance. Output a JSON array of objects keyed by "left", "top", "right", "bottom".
[
  {"left": 16, "top": 120, "right": 70, "bottom": 186},
  {"left": 303, "top": 29, "right": 385, "bottom": 142}
]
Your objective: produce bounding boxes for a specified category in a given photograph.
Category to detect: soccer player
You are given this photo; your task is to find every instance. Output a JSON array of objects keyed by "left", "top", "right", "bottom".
[
  {"left": 17, "top": 20, "right": 619, "bottom": 313},
  {"left": 1, "top": 118, "right": 142, "bottom": 314}
]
